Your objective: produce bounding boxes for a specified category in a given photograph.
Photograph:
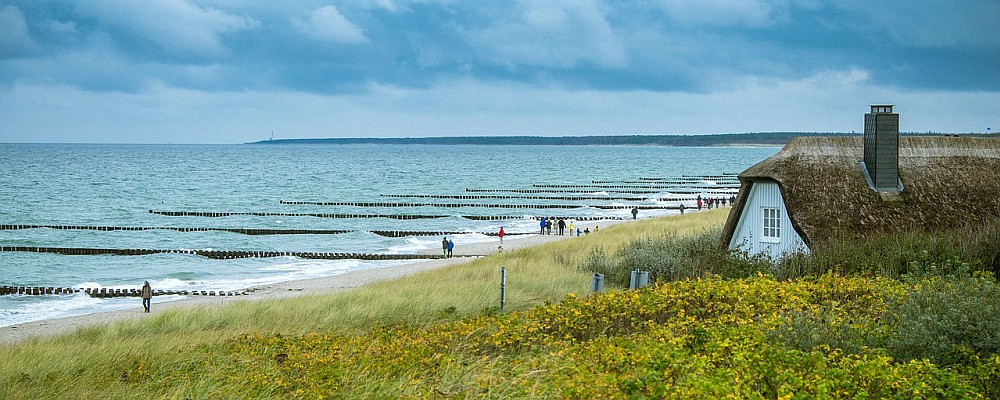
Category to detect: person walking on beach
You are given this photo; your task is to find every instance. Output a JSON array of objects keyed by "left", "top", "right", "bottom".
[
  {"left": 697, "top": 195, "right": 703, "bottom": 210},
  {"left": 568, "top": 221, "right": 575, "bottom": 236},
  {"left": 140, "top": 281, "right": 152, "bottom": 313},
  {"left": 539, "top": 217, "right": 546, "bottom": 235},
  {"left": 442, "top": 237, "right": 449, "bottom": 257},
  {"left": 631, "top": 207, "right": 639, "bottom": 220},
  {"left": 679, "top": 203, "right": 686, "bottom": 214},
  {"left": 546, "top": 218, "right": 552, "bottom": 235},
  {"left": 498, "top": 227, "right": 505, "bottom": 245},
  {"left": 557, "top": 218, "right": 566, "bottom": 235},
  {"left": 447, "top": 239, "right": 454, "bottom": 258}
]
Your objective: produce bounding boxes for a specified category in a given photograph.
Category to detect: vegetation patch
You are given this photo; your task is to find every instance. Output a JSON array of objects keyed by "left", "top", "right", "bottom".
[
  {"left": 1, "top": 209, "right": 997, "bottom": 398},
  {"left": 204, "top": 274, "right": 993, "bottom": 398}
]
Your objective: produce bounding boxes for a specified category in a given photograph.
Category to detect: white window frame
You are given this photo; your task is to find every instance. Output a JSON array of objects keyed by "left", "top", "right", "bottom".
[{"left": 761, "top": 207, "right": 781, "bottom": 243}]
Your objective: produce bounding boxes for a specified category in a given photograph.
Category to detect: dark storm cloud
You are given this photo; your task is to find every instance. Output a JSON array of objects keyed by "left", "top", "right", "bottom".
[{"left": 0, "top": 0, "right": 996, "bottom": 143}]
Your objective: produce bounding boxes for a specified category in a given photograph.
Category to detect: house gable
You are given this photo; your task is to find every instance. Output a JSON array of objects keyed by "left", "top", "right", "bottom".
[{"left": 727, "top": 179, "right": 808, "bottom": 259}]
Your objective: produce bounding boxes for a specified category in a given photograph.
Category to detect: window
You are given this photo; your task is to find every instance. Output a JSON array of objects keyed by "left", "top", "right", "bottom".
[{"left": 762, "top": 207, "right": 780, "bottom": 242}]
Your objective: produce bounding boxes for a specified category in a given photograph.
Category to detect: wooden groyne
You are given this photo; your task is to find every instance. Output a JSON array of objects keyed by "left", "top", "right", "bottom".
[
  {"left": 0, "top": 285, "right": 246, "bottom": 297},
  {"left": 280, "top": 201, "right": 685, "bottom": 210},
  {"left": 681, "top": 173, "right": 740, "bottom": 178},
  {"left": 593, "top": 205, "right": 681, "bottom": 210},
  {"left": 463, "top": 215, "right": 626, "bottom": 221},
  {"left": 149, "top": 210, "right": 447, "bottom": 219},
  {"left": 592, "top": 179, "right": 739, "bottom": 185},
  {"left": 0, "top": 225, "right": 533, "bottom": 238},
  {"left": 370, "top": 230, "right": 532, "bottom": 238},
  {"left": 0, "top": 224, "right": 350, "bottom": 235},
  {"left": 148, "top": 210, "right": 626, "bottom": 221},
  {"left": 531, "top": 183, "right": 740, "bottom": 189},
  {"left": 0, "top": 246, "right": 458, "bottom": 260},
  {"left": 381, "top": 193, "right": 708, "bottom": 201},
  {"left": 466, "top": 188, "right": 663, "bottom": 194},
  {"left": 381, "top": 193, "right": 652, "bottom": 201},
  {"left": 280, "top": 201, "right": 589, "bottom": 209},
  {"left": 639, "top": 174, "right": 739, "bottom": 181}
]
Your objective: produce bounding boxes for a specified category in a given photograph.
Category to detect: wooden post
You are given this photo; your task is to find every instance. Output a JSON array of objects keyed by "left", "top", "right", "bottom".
[{"left": 500, "top": 267, "right": 507, "bottom": 313}]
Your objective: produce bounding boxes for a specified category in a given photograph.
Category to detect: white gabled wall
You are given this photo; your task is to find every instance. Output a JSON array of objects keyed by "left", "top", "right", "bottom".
[{"left": 728, "top": 180, "right": 808, "bottom": 259}]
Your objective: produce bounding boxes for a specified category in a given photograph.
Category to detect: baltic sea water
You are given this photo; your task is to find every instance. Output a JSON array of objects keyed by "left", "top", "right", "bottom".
[{"left": 0, "top": 143, "right": 778, "bottom": 326}]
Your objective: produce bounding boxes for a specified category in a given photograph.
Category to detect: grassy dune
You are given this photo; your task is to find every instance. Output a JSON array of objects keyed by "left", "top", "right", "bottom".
[{"left": 0, "top": 210, "right": 730, "bottom": 398}]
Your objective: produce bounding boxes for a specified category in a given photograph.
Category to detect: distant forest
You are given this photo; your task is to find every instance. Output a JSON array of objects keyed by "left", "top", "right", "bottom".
[{"left": 249, "top": 132, "right": 988, "bottom": 146}]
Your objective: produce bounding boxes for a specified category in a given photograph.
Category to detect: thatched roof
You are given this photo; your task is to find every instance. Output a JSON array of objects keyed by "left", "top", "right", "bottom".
[{"left": 721, "top": 136, "right": 1000, "bottom": 250}]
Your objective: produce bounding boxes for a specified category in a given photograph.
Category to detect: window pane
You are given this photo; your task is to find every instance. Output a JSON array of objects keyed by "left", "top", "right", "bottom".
[{"left": 762, "top": 207, "right": 780, "bottom": 239}]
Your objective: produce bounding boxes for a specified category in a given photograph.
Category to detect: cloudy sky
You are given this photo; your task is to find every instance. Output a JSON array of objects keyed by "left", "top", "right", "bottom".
[{"left": 1, "top": 0, "right": 997, "bottom": 144}]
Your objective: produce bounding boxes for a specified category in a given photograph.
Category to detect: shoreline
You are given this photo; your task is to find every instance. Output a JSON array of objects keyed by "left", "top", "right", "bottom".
[{"left": 0, "top": 218, "right": 630, "bottom": 344}]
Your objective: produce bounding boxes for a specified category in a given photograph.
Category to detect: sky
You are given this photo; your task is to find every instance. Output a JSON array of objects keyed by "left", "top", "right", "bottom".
[{"left": 0, "top": 0, "right": 998, "bottom": 144}]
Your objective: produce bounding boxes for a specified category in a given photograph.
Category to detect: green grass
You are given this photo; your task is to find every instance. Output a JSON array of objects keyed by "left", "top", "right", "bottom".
[
  {"left": 0, "top": 210, "right": 729, "bottom": 399},
  {"left": 4, "top": 207, "right": 995, "bottom": 398}
]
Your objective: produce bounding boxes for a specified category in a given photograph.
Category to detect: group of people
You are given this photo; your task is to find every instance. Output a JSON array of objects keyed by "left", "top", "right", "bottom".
[
  {"left": 441, "top": 236, "right": 455, "bottom": 258},
  {"left": 538, "top": 217, "right": 572, "bottom": 235},
  {"left": 536, "top": 218, "right": 596, "bottom": 237},
  {"left": 695, "top": 195, "right": 737, "bottom": 210}
]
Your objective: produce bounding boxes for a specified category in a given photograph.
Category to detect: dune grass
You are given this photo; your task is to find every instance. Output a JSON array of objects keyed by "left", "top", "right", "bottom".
[{"left": 0, "top": 209, "right": 730, "bottom": 399}]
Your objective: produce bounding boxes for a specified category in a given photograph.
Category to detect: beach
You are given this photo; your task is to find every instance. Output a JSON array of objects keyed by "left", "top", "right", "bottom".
[
  {"left": 0, "top": 219, "right": 623, "bottom": 344},
  {"left": 0, "top": 144, "right": 761, "bottom": 331}
]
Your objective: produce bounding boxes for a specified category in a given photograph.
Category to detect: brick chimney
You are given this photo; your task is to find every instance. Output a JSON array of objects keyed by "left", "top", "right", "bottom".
[{"left": 862, "top": 105, "right": 901, "bottom": 192}]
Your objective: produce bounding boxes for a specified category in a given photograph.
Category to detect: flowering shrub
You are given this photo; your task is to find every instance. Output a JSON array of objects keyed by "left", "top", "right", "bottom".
[{"left": 208, "top": 273, "right": 990, "bottom": 398}]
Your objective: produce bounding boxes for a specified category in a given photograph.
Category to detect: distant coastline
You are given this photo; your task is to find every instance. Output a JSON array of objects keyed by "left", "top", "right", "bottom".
[
  {"left": 247, "top": 132, "right": 990, "bottom": 146},
  {"left": 248, "top": 132, "right": 824, "bottom": 146}
]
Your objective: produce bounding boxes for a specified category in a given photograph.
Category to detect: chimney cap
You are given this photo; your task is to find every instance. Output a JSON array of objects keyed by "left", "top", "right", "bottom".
[{"left": 870, "top": 104, "right": 894, "bottom": 114}]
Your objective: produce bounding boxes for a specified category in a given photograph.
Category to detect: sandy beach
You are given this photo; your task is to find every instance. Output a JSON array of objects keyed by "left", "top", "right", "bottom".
[{"left": 0, "top": 219, "right": 629, "bottom": 344}]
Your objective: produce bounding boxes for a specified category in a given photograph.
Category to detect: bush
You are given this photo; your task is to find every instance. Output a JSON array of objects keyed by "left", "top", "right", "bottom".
[
  {"left": 209, "top": 274, "right": 985, "bottom": 398},
  {"left": 885, "top": 270, "right": 1000, "bottom": 366},
  {"left": 579, "top": 228, "right": 777, "bottom": 287},
  {"left": 581, "top": 246, "right": 630, "bottom": 288},
  {"left": 582, "top": 218, "right": 999, "bottom": 289},
  {"left": 766, "top": 307, "right": 880, "bottom": 356}
]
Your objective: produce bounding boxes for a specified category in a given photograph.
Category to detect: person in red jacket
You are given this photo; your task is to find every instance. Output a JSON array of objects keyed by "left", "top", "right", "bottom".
[{"left": 498, "top": 227, "right": 505, "bottom": 245}]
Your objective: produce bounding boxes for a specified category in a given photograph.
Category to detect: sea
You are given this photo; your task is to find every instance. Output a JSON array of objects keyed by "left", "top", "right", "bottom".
[{"left": 0, "top": 143, "right": 779, "bottom": 327}]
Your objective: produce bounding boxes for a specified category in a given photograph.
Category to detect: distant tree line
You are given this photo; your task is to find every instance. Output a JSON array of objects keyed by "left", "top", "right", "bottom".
[{"left": 249, "top": 132, "right": 988, "bottom": 146}]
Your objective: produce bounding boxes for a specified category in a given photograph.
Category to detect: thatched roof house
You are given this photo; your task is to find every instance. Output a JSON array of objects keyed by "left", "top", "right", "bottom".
[{"left": 721, "top": 135, "right": 1000, "bottom": 257}]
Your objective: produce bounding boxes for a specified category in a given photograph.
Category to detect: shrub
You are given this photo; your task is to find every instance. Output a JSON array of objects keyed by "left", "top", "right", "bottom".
[
  {"left": 580, "top": 246, "right": 631, "bottom": 287},
  {"left": 206, "top": 274, "right": 984, "bottom": 398},
  {"left": 885, "top": 270, "right": 1000, "bottom": 366},
  {"left": 766, "top": 307, "right": 881, "bottom": 356},
  {"left": 583, "top": 218, "right": 999, "bottom": 289},
  {"left": 579, "top": 228, "right": 776, "bottom": 287}
]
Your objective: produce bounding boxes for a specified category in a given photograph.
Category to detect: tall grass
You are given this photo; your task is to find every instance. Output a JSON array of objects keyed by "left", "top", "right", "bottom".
[
  {"left": 580, "top": 215, "right": 1000, "bottom": 286},
  {"left": 0, "top": 210, "right": 729, "bottom": 398},
  {"left": 798, "top": 218, "right": 1000, "bottom": 278}
]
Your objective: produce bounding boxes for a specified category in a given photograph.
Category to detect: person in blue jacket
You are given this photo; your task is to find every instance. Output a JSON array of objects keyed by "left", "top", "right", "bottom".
[
  {"left": 447, "top": 239, "right": 454, "bottom": 258},
  {"left": 539, "top": 217, "right": 547, "bottom": 234}
]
